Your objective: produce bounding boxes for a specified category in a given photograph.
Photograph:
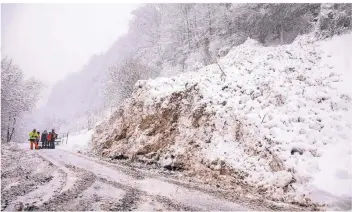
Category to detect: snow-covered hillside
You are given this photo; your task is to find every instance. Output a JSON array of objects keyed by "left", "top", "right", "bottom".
[{"left": 92, "top": 33, "right": 352, "bottom": 209}]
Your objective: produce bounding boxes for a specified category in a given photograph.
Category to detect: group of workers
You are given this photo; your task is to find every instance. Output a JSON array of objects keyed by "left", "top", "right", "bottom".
[{"left": 29, "top": 129, "right": 57, "bottom": 150}]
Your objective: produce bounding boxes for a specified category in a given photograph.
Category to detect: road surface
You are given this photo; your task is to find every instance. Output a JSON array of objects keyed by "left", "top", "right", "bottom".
[{"left": 2, "top": 143, "right": 262, "bottom": 211}]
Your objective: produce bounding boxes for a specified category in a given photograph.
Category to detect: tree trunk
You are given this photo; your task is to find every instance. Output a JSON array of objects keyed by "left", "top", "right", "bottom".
[
  {"left": 9, "top": 127, "right": 15, "bottom": 142},
  {"left": 6, "top": 115, "right": 16, "bottom": 142},
  {"left": 158, "top": 43, "right": 164, "bottom": 62},
  {"left": 193, "top": 10, "right": 198, "bottom": 48},
  {"left": 280, "top": 24, "right": 284, "bottom": 45},
  {"left": 7, "top": 115, "right": 10, "bottom": 142},
  {"left": 184, "top": 5, "right": 191, "bottom": 49},
  {"left": 207, "top": 4, "right": 212, "bottom": 37},
  {"left": 203, "top": 38, "right": 212, "bottom": 65}
]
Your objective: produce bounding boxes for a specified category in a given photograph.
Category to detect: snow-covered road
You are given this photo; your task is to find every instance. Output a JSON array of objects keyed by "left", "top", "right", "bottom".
[
  {"left": 36, "top": 147, "right": 250, "bottom": 210},
  {"left": 2, "top": 143, "right": 260, "bottom": 211}
]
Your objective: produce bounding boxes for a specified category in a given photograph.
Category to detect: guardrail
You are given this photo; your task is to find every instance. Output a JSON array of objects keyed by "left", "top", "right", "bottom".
[{"left": 55, "top": 133, "right": 69, "bottom": 145}]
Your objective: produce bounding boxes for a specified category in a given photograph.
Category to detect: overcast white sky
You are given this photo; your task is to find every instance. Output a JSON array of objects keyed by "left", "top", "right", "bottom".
[{"left": 1, "top": 3, "right": 140, "bottom": 86}]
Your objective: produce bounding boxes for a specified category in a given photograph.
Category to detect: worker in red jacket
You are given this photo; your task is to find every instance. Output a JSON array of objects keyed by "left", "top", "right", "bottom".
[{"left": 47, "top": 132, "right": 52, "bottom": 148}]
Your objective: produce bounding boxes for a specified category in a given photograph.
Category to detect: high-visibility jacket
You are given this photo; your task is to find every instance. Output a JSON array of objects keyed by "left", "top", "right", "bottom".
[{"left": 29, "top": 131, "right": 39, "bottom": 140}]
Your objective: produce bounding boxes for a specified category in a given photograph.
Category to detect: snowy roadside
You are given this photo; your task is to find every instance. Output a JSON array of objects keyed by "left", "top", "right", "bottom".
[
  {"left": 51, "top": 134, "right": 306, "bottom": 210},
  {"left": 3, "top": 142, "right": 292, "bottom": 211},
  {"left": 57, "top": 129, "right": 94, "bottom": 153}
]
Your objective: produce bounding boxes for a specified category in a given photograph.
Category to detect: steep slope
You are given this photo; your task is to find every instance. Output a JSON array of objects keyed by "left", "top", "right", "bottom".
[
  {"left": 92, "top": 33, "right": 352, "bottom": 209},
  {"left": 39, "top": 3, "right": 352, "bottom": 133}
]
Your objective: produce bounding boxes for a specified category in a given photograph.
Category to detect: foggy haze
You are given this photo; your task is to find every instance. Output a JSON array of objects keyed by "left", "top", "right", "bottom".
[{"left": 1, "top": 3, "right": 140, "bottom": 86}]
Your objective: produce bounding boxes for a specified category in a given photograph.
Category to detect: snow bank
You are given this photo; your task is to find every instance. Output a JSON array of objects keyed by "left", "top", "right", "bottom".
[
  {"left": 92, "top": 33, "right": 352, "bottom": 209},
  {"left": 58, "top": 129, "right": 93, "bottom": 153},
  {"left": 305, "top": 33, "right": 352, "bottom": 208}
]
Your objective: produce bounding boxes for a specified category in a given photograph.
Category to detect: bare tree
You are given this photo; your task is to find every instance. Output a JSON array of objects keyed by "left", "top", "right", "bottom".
[
  {"left": 1, "top": 57, "right": 43, "bottom": 142},
  {"left": 105, "top": 58, "right": 157, "bottom": 110}
]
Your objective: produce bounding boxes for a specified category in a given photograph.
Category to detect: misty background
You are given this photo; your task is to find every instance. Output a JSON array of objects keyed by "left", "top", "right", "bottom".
[{"left": 1, "top": 3, "right": 139, "bottom": 105}]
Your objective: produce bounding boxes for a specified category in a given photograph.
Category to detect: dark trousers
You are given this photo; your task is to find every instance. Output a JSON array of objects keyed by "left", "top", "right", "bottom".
[
  {"left": 49, "top": 141, "right": 55, "bottom": 149},
  {"left": 42, "top": 141, "right": 46, "bottom": 149}
]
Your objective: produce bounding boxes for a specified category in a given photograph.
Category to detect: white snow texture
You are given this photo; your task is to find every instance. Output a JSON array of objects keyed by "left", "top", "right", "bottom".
[
  {"left": 58, "top": 129, "right": 93, "bottom": 153},
  {"left": 129, "top": 33, "right": 352, "bottom": 206}
]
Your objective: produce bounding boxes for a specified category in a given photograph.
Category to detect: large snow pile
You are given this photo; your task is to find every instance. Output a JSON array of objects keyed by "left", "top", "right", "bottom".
[
  {"left": 58, "top": 129, "right": 93, "bottom": 153},
  {"left": 92, "top": 33, "right": 352, "bottom": 208}
]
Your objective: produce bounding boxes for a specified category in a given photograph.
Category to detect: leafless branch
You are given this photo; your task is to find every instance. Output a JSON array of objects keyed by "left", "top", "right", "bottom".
[{"left": 216, "top": 62, "right": 226, "bottom": 77}]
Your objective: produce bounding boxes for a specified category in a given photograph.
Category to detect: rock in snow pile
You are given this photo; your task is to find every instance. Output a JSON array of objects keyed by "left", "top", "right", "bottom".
[{"left": 92, "top": 33, "right": 352, "bottom": 208}]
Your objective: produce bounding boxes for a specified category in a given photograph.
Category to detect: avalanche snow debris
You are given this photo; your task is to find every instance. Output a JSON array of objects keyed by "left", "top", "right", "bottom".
[{"left": 92, "top": 33, "right": 352, "bottom": 210}]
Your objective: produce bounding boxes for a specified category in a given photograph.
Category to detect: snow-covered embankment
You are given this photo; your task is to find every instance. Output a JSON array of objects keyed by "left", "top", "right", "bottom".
[{"left": 92, "top": 33, "right": 352, "bottom": 209}]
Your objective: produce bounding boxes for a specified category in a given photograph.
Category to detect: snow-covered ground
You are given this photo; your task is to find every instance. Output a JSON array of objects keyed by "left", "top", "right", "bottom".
[
  {"left": 4, "top": 143, "right": 292, "bottom": 211},
  {"left": 93, "top": 32, "right": 352, "bottom": 209},
  {"left": 58, "top": 129, "right": 93, "bottom": 153}
]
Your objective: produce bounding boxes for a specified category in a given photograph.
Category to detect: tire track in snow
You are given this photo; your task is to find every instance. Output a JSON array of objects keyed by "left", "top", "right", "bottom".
[
  {"left": 5, "top": 169, "right": 65, "bottom": 211},
  {"left": 17, "top": 145, "right": 259, "bottom": 210},
  {"left": 37, "top": 151, "right": 78, "bottom": 194},
  {"left": 97, "top": 177, "right": 198, "bottom": 211},
  {"left": 1, "top": 145, "right": 68, "bottom": 211},
  {"left": 73, "top": 150, "right": 306, "bottom": 211},
  {"left": 38, "top": 165, "right": 96, "bottom": 211},
  {"left": 37, "top": 147, "right": 252, "bottom": 210},
  {"left": 24, "top": 149, "right": 97, "bottom": 210},
  {"left": 64, "top": 149, "right": 289, "bottom": 210},
  {"left": 59, "top": 150, "right": 252, "bottom": 210}
]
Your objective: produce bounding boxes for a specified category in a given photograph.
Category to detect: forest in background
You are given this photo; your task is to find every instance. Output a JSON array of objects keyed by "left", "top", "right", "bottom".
[{"left": 2, "top": 3, "right": 351, "bottom": 140}]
